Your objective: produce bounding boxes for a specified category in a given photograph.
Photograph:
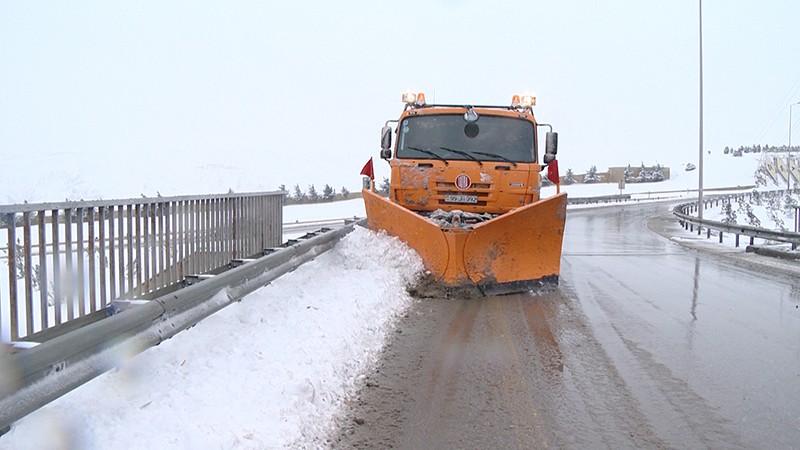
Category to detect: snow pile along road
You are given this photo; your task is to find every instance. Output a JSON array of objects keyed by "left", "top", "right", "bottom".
[{"left": 2, "top": 227, "right": 424, "bottom": 449}]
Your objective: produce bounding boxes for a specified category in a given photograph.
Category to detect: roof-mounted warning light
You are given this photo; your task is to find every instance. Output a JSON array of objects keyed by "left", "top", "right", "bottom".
[
  {"left": 511, "top": 94, "right": 536, "bottom": 111},
  {"left": 402, "top": 91, "right": 426, "bottom": 108}
]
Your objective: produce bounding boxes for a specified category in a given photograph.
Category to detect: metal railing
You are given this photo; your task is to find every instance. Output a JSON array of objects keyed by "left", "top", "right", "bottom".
[
  {"left": 568, "top": 194, "right": 632, "bottom": 205},
  {"left": 283, "top": 217, "right": 361, "bottom": 238},
  {"left": 673, "top": 192, "right": 800, "bottom": 249},
  {"left": 565, "top": 185, "right": 756, "bottom": 207},
  {"left": 0, "top": 191, "right": 284, "bottom": 342},
  {"left": 0, "top": 221, "right": 362, "bottom": 433}
]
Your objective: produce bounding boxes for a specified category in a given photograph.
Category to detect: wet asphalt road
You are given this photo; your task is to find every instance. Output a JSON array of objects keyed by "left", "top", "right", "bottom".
[{"left": 331, "top": 203, "right": 800, "bottom": 449}]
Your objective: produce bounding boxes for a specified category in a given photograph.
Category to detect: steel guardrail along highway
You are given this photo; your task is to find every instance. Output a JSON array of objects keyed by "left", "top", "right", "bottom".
[
  {"left": 0, "top": 219, "right": 363, "bottom": 433},
  {"left": 673, "top": 191, "right": 800, "bottom": 249}
]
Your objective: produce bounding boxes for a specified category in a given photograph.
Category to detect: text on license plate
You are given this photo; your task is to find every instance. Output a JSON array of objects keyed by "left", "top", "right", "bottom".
[{"left": 444, "top": 194, "right": 478, "bottom": 204}]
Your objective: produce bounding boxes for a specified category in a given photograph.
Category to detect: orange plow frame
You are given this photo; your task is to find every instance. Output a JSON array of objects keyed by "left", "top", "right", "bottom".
[{"left": 363, "top": 189, "right": 567, "bottom": 296}]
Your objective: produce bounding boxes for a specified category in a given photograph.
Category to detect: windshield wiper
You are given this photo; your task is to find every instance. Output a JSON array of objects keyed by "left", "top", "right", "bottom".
[
  {"left": 408, "top": 146, "right": 449, "bottom": 165},
  {"left": 439, "top": 147, "right": 483, "bottom": 166},
  {"left": 471, "top": 151, "right": 518, "bottom": 167}
]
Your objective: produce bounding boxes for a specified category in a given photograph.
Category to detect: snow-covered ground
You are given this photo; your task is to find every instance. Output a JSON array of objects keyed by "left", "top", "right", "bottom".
[
  {"left": 1, "top": 151, "right": 783, "bottom": 449},
  {"left": 1, "top": 226, "right": 424, "bottom": 449}
]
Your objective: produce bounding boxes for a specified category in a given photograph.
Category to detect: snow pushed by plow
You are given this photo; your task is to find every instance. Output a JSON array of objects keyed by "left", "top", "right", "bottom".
[{"left": 2, "top": 227, "right": 424, "bottom": 449}]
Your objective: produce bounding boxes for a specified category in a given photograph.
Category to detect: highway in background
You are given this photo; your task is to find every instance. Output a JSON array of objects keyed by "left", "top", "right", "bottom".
[{"left": 331, "top": 203, "right": 800, "bottom": 449}]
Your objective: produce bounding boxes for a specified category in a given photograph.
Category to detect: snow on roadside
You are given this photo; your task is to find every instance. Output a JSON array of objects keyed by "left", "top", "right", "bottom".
[{"left": 1, "top": 226, "right": 424, "bottom": 449}]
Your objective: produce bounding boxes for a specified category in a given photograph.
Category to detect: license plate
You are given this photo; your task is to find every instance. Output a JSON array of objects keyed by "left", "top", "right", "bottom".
[{"left": 444, "top": 194, "right": 478, "bottom": 204}]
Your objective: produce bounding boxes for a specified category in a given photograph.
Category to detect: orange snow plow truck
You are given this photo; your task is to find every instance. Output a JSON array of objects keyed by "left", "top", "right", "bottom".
[{"left": 362, "top": 93, "right": 567, "bottom": 296}]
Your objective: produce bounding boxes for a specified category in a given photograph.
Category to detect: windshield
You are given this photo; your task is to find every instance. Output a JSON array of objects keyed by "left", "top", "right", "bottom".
[{"left": 396, "top": 114, "right": 535, "bottom": 163}]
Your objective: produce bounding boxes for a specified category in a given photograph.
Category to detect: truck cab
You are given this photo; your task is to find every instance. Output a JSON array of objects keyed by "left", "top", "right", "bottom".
[{"left": 380, "top": 93, "right": 557, "bottom": 217}]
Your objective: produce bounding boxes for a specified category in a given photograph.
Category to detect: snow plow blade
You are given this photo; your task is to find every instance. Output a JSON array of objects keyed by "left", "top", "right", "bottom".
[{"left": 363, "top": 189, "right": 567, "bottom": 296}]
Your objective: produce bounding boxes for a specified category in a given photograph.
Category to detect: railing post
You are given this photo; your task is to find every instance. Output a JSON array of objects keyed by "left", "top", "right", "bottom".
[
  {"left": 150, "top": 203, "right": 158, "bottom": 292},
  {"left": 108, "top": 205, "right": 116, "bottom": 301},
  {"left": 795, "top": 207, "right": 800, "bottom": 233},
  {"left": 23, "top": 212, "right": 33, "bottom": 337},
  {"left": 127, "top": 204, "right": 135, "bottom": 296},
  {"left": 99, "top": 206, "right": 107, "bottom": 308},
  {"left": 52, "top": 209, "right": 61, "bottom": 325},
  {"left": 64, "top": 209, "right": 74, "bottom": 322},
  {"left": 76, "top": 208, "right": 85, "bottom": 318},
  {"left": 37, "top": 210, "right": 48, "bottom": 331},
  {"left": 87, "top": 207, "right": 97, "bottom": 313},
  {"left": 135, "top": 204, "right": 144, "bottom": 295},
  {"left": 158, "top": 202, "right": 166, "bottom": 290},
  {"left": 7, "top": 213, "right": 19, "bottom": 340}
]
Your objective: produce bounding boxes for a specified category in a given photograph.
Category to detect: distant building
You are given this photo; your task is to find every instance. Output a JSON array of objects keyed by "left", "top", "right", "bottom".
[{"left": 606, "top": 166, "right": 670, "bottom": 183}]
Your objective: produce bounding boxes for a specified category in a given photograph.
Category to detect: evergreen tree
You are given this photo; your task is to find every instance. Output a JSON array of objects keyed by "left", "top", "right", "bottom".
[
  {"left": 322, "top": 184, "right": 335, "bottom": 201},
  {"left": 623, "top": 164, "right": 633, "bottom": 182},
  {"left": 766, "top": 191, "right": 785, "bottom": 230},
  {"left": 584, "top": 165, "right": 599, "bottom": 183},
  {"left": 378, "top": 177, "right": 391, "bottom": 195},
  {"left": 722, "top": 201, "right": 737, "bottom": 225},
  {"left": 341, "top": 186, "right": 350, "bottom": 199},
  {"left": 564, "top": 168, "right": 575, "bottom": 185},
  {"left": 293, "top": 184, "right": 305, "bottom": 201},
  {"left": 753, "top": 166, "right": 768, "bottom": 187},
  {"left": 308, "top": 184, "right": 319, "bottom": 201},
  {"left": 783, "top": 193, "right": 798, "bottom": 217},
  {"left": 737, "top": 198, "right": 761, "bottom": 228},
  {"left": 278, "top": 184, "right": 286, "bottom": 193},
  {"left": 636, "top": 163, "right": 650, "bottom": 182},
  {"left": 651, "top": 163, "right": 664, "bottom": 182}
]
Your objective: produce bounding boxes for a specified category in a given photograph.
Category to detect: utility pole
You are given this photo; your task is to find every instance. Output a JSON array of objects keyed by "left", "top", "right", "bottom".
[
  {"left": 790, "top": 101, "right": 800, "bottom": 191},
  {"left": 697, "top": 0, "right": 704, "bottom": 227}
]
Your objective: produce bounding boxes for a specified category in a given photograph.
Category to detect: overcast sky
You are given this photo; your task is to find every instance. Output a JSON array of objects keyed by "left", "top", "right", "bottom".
[{"left": 2, "top": 1, "right": 799, "bottom": 202}]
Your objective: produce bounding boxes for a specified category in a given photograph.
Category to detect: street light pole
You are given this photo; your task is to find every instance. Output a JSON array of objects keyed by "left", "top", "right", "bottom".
[
  {"left": 790, "top": 101, "right": 800, "bottom": 191},
  {"left": 697, "top": 0, "right": 704, "bottom": 225}
]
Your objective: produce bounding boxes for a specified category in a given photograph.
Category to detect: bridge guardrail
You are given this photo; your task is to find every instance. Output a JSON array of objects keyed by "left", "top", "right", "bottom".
[
  {"left": 0, "top": 220, "right": 363, "bottom": 433},
  {"left": 0, "top": 191, "right": 284, "bottom": 343},
  {"left": 568, "top": 194, "right": 632, "bottom": 205}
]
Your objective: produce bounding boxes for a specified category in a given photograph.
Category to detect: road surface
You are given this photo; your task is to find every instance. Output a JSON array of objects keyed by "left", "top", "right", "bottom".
[{"left": 330, "top": 202, "right": 800, "bottom": 449}]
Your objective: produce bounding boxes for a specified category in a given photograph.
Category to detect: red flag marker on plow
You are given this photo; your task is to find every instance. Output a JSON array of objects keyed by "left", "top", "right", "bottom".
[
  {"left": 360, "top": 157, "right": 375, "bottom": 191},
  {"left": 547, "top": 159, "right": 560, "bottom": 193},
  {"left": 360, "top": 157, "right": 374, "bottom": 180}
]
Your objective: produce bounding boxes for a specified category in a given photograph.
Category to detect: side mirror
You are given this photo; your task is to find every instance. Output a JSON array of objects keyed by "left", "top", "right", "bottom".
[
  {"left": 546, "top": 131, "right": 558, "bottom": 155},
  {"left": 380, "top": 126, "right": 392, "bottom": 159},
  {"left": 543, "top": 153, "right": 556, "bottom": 164}
]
